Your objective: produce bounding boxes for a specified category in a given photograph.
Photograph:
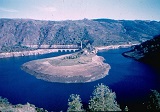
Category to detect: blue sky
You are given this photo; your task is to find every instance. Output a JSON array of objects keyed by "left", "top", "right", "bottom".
[{"left": 0, "top": 0, "right": 160, "bottom": 21}]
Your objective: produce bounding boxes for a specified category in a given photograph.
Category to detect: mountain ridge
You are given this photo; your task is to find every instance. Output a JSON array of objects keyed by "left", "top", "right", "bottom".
[{"left": 0, "top": 18, "right": 160, "bottom": 52}]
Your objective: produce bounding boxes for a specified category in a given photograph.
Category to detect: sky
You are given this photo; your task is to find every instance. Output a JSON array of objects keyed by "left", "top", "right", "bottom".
[{"left": 0, "top": 0, "right": 160, "bottom": 21}]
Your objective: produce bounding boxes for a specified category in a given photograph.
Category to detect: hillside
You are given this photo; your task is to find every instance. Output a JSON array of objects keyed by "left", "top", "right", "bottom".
[
  {"left": 0, "top": 18, "right": 160, "bottom": 52},
  {"left": 123, "top": 35, "right": 160, "bottom": 68},
  {"left": 0, "top": 96, "right": 47, "bottom": 112}
]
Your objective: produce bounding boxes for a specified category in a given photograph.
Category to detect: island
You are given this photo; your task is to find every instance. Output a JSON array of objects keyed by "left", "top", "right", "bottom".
[{"left": 21, "top": 47, "right": 110, "bottom": 83}]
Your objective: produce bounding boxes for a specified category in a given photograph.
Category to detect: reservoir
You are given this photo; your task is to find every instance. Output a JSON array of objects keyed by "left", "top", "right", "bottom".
[{"left": 0, "top": 48, "right": 160, "bottom": 111}]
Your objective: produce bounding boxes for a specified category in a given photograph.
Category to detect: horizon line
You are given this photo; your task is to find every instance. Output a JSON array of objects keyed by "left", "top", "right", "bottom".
[{"left": 0, "top": 17, "right": 159, "bottom": 22}]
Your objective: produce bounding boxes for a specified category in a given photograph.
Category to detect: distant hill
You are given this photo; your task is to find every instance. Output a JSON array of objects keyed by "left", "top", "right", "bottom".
[
  {"left": 0, "top": 18, "right": 160, "bottom": 52},
  {"left": 123, "top": 34, "right": 160, "bottom": 68}
]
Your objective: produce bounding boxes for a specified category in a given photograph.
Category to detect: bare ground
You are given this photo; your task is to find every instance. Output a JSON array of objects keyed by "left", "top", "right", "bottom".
[{"left": 21, "top": 54, "right": 110, "bottom": 83}]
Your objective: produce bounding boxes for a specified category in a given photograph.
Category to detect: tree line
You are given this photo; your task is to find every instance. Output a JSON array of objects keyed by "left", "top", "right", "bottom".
[{"left": 67, "top": 83, "right": 160, "bottom": 112}]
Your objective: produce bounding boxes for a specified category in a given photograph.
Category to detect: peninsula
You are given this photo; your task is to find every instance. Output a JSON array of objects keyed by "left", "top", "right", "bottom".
[
  {"left": 122, "top": 34, "right": 160, "bottom": 68},
  {"left": 21, "top": 48, "right": 110, "bottom": 83}
]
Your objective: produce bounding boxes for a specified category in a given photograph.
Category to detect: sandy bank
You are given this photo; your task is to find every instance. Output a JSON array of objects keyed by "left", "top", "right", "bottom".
[
  {"left": 95, "top": 44, "right": 138, "bottom": 51},
  {"left": 0, "top": 49, "right": 59, "bottom": 58},
  {"left": 21, "top": 54, "right": 110, "bottom": 83}
]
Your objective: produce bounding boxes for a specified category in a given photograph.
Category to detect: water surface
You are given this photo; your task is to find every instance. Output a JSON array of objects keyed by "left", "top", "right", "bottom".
[{"left": 0, "top": 49, "right": 160, "bottom": 111}]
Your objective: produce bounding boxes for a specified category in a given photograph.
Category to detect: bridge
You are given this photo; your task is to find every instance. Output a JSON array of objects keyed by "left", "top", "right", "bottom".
[{"left": 57, "top": 49, "right": 79, "bottom": 52}]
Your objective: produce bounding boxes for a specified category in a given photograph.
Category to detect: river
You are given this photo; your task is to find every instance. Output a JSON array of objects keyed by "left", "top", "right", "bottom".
[{"left": 0, "top": 48, "right": 160, "bottom": 111}]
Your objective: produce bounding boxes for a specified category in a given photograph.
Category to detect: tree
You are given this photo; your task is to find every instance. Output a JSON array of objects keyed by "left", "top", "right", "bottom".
[
  {"left": 124, "top": 106, "right": 129, "bottom": 111},
  {"left": 147, "top": 90, "right": 160, "bottom": 111},
  {"left": 67, "top": 94, "right": 84, "bottom": 112},
  {"left": 88, "top": 83, "right": 121, "bottom": 111},
  {"left": 82, "top": 28, "right": 94, "bottom": 48}
]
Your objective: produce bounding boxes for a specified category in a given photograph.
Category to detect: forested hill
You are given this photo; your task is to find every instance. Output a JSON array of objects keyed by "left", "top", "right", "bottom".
[
  {"left": 0, "top": 18, "right": 160, "bottom": 52},
  {"left": 123, "top": 34, "right": 160, "bottom": 68}
]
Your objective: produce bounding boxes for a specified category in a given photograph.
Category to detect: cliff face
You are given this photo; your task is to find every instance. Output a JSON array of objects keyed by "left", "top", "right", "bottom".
[
  {"left": 123, "top": 35, "right": 160, "bottom": 67},
  {"left": 0, "top": 18, "right": 160, "bottom": 52}
]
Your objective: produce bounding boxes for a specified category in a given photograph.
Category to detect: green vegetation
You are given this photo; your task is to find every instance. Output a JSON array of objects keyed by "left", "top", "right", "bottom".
[
  {"left": 67, "top": 83, "right": 122, "bottom": 111},
  {"left": 0, "top": 97, "right": 47, "bottom": 112},
  {"left": 1, "top": 18, "right": 160, "bottom": 52},
  {"left": 132, "top": 34, "right": 160, "bottom": 56},
  {"left": 147, "top": 90, "right": 160, "bottom": 111},
  {"left": 124, "top": 106, "right": 129, "bottom": 111},
  {"left": 67, "top": 94, "right": 84, "bottom": 112},
  {"left": 49, "top": 54, "right": 93, "bottom": 66},
  {"left": 1, "top": 85, "right": 160, "bottom": 111},
  {"left": 123, "top": 34, "right": 160, "bottom": 68},
  {"left": 0, "top": 96, "right": 10, "bottom": 107},
  {"left": 88, "top": 84, "right": 121, "bottom": 111},
  {"left": 67, "top": 84, "right": 160, "bottom": 112},
  {"left": 1, "top": 44, "right": 36, "bottom": 53}
]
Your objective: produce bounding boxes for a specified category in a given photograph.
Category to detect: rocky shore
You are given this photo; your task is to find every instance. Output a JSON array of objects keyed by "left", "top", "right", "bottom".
[{"left": 21, "top": 53, "right": 110, "bottom": 83}]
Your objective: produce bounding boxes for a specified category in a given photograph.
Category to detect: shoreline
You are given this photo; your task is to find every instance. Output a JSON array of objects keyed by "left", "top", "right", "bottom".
[
  {"left": 95, "top": 44, "right": 138, "bottom": 51},
  {"left": 0, "top": 44, "right": 137, "bottom": 58}
]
